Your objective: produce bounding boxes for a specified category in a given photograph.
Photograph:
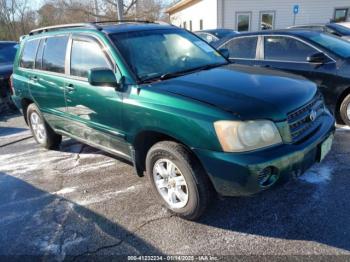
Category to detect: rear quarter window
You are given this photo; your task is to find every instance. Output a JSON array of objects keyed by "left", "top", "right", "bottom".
[
  {"left": 42, "top": 36, "right": 69, "bottom": 74},
  {"left": 20, "top": 39, "right": 40, "bottom": 68}
]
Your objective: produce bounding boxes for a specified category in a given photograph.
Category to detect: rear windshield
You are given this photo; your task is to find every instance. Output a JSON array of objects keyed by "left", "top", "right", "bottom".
[
  {"left": 0, "top": 43, "right": 18, "bottom": 64},
  {"left": 307, "top": 33, "right": 350, "bottom": 58}
]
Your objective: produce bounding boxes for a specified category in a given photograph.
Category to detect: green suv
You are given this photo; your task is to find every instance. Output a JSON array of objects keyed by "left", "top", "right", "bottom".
[{"left": 12, "top": 21, "right": 335, "bottom": 220}]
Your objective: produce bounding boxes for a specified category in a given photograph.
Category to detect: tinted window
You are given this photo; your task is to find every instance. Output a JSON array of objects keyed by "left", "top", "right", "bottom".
[
  {"left": 42, "top": 36, "right": 68, "bottom": 73},
  {"left": 70, "top": 40, "right": 111, "bottom": 78},
  {"left": 35, "top": 39, "right": 45, "bottom": 70},
  {"left": 0, "top": 43, "right": 18, "bottom": 64},
  {"left": 20, "top": 39, "right": 39, "bottom": 68},
  {"left": 223, "top": 37, "right": 258, "bottom": 59},
  {"left": 264, "top": 36, "right": 316, "bottom": 62}
]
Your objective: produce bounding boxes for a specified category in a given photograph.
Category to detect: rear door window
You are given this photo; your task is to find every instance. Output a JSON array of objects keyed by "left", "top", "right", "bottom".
[
  {"left": 222, "top": 37, "right": 258, "bottom": 59},
  {"left": 70, "top": 39, "right": 111, "bottom": 78},
  {"left": 264, "top": 36, "right": 316, "bottom": 62},
  {"left": 20, "top": 39, "right": 40, "bottom": 68},
  {"left": 42, "top": 35, "right": 69, "bottom": 73}
]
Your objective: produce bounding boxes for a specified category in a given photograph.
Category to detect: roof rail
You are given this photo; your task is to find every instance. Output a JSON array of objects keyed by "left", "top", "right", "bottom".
[
  {"left": 29, "top": 23, "right": 99, "bottom": 35},
  {"left": 91, "top": 19, "right": 153, "bottom": 25},
  {"left": 28, "top": 20, "right": 159, "bottom": 36}
]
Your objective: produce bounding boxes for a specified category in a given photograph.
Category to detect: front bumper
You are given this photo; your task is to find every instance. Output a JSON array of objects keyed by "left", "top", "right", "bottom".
[{"left": 194, "top": 113, "right": 335, "bottom": 197}]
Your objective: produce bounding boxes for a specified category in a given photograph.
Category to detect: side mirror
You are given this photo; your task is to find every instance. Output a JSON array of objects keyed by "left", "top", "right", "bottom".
[
  {"left": 307, "top": 52, "right": 329, "bottom": 64},
  {"left": 88, "top": 68, "right": 119, "bottom": 88},
  {"left": 218, "top": 48, "right": 230, "bottom": 59}
]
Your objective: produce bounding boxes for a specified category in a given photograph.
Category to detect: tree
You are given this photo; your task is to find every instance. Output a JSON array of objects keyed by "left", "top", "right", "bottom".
[{"left": 0, "top": 0, "right": 35, "bottom": 40}]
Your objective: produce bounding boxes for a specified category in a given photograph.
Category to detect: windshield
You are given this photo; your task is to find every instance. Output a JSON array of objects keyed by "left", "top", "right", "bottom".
[
  {"left": 110, "top": 29, "right": 227, "bottom": 81},
  {"left": 0, "top": 43, "right": 18, "bottom": 64},
  {"left": 307, "top": 33, "right": 350, "bottom": 58}
]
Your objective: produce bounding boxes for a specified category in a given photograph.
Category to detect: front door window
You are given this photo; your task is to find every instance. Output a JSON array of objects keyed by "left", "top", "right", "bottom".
[{"left": 264, "top": 36, "right": 317, "bottom": 62}]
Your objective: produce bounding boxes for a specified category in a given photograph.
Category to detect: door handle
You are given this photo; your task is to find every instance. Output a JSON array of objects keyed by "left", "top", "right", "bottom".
[
  {"left": 263, "top": 65, "right": 271, "bottom": 68},
  {"left": 30, "top": 76, "right": 38, "bottom": 82},
  {"left": 65, "top": 84, "right": 75, "bottom": 92}
]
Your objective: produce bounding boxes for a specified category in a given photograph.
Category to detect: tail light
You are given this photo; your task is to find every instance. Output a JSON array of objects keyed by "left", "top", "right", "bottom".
[{"left": 9, "top": 74, "right": 14, "bottom": 95}]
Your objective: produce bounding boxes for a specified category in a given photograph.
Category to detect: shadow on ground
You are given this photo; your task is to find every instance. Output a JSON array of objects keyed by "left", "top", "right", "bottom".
[{"left": 0, "top": 172, "right": 162, "bottom": 260}]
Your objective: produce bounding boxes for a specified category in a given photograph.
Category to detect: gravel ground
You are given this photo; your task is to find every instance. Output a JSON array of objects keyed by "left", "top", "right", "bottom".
[{"left": 1, "top": 112, "right": 350, "bottom": 261}]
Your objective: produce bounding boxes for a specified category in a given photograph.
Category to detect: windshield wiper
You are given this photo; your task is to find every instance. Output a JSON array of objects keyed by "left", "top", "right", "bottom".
[
  {"left": 160, "top": 62, "right": 228, "bottom": 80},
  {"left": 140, "top": 62, "right": 228, "bottom": 83}
]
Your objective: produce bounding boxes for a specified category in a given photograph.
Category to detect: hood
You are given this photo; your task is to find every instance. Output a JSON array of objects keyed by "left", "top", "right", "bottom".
[
  {"left": 152, "top": 64, "right": 317, "bottom": 121},
  {"left": 0, "top": 63, "right": 13, "bottom": 79}
]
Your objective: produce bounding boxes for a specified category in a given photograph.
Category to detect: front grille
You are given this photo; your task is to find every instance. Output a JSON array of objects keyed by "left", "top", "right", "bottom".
[{"left": 287, "top": 93, "right": 324, "bottom": 143}]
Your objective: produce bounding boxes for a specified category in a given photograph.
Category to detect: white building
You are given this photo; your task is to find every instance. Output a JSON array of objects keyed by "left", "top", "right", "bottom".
[{"left": 167, "top": 0, "right": 350, "bottom": 32}]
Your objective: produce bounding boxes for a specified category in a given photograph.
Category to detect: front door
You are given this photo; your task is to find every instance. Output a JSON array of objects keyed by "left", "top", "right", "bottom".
[
  {"left": 63, "top": 35, "right": 130, "bottom": 158},
  {"left": 261, "top": 35, "right": 338, "bottom": 108}
]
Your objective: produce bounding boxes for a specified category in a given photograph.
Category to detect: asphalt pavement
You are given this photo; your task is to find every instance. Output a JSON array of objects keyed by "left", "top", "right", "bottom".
[{"left": 1, "top": 112, "right": 350, "bottom": 260}]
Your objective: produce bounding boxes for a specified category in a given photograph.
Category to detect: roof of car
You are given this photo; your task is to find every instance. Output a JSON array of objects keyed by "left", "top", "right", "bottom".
[
  {"left": 195, "top": 29, "right": 236, "bottom": 34},
  {"left": 27, "top": 22, "right": 175, "bottom": 37},
  {"left": 100, "top": 23, "right": 175, "bottom": 34}
]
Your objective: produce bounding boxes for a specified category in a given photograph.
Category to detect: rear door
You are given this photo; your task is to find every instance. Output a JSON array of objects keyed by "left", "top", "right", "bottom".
[
  {"left": 29, "top": 35, "right": 69, "bottom": 128},
  {"left": 16, "top": 38, "right": 41, "bottom": 103},
  {"left": 63, "top": 34, "right": 130, "bottom": 157},
  {"left": 220, "top": 36, "right": 259, "bottom": 66}
]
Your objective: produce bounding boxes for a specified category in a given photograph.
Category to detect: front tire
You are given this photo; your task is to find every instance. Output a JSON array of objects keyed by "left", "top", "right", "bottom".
[
  {"left": 27, "top": 103, "right": 62, "bottom": 149},
  {"left": 146, "top": 141, "right": 212, "bottom": 220},
  {"left": 340, "top": 94, "right": 350, "bottom": 126}
]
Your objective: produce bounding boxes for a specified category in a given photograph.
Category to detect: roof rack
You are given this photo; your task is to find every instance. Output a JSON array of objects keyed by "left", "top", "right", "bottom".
[
  {"left": 92, "top": 19, "right": 152, "bottom": 25},
  {"left": 29, "top": 23, "right": 99, "bottom": 35},
  {"left": 28, "top": 20, "right": 155, "bottom": 35}
]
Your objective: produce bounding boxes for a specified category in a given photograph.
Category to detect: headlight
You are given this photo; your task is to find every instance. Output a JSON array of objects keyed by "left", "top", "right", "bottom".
[{"left": 214, "top": 120, "right": 282, "bottom": 152}]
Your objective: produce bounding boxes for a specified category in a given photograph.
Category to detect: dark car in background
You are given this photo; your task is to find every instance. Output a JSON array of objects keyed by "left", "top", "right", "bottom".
[
  {"left": 195, "top": 29, "right": 238, "bottom": 44},
  {"left": 288, "top": 22, "right": 350, "bottom": 41},
  {"left": 0, "top": 41, "right": 18, "bottom": 112},
  {"left": 214, "top": 29, "right": 350, "bottom": 126}
]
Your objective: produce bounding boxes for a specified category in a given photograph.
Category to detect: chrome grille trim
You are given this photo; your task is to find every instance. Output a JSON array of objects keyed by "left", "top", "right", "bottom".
[{"left": 287, "top": 93, "right": 324, "bottom": 143}]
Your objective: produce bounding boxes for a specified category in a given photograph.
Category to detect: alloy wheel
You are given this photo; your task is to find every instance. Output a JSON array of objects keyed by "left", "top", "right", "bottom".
[
  {"left": 30, "top": 112, "right": 46, "bottom": 144},
  {"left": 153, "top": 158, "right": 189, "bottom": 209}
]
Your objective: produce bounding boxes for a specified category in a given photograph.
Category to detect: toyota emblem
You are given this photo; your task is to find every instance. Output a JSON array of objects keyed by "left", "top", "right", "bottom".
[{"left": 309, "top": 110, "right": 317, "bottom": 122}]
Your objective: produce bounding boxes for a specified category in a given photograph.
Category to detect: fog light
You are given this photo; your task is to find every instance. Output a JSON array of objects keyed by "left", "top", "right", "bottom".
[{"left": 258, "top": 166, "right": 279, "bottom": 187}]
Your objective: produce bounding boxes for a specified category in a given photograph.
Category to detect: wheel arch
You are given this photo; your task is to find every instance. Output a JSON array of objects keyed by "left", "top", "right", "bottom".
[
  {"left": 336, "top": 86, "right": 350, "bottom": 124},
  {"left": 131, "top": 130, "right": 213, "bottom": 185},
  {"left": 21, "top": 97, "right": 34, "bottom": 125}
]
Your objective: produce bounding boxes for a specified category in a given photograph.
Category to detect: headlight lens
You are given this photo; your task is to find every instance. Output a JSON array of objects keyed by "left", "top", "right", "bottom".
[{"left": 214, "top": 120, "right": 282, "bottom": 152}]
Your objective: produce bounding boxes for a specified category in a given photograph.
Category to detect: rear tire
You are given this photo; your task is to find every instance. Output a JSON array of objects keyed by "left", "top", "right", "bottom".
[
  {"left": 146, "top": 141, "right": 212, "bottom": 220},
  {"left": 27, "top": 103, "right": 62, "bottom": 149},
  {"left": 340, "top": 94, "right": 350, "bottom": 127}
]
